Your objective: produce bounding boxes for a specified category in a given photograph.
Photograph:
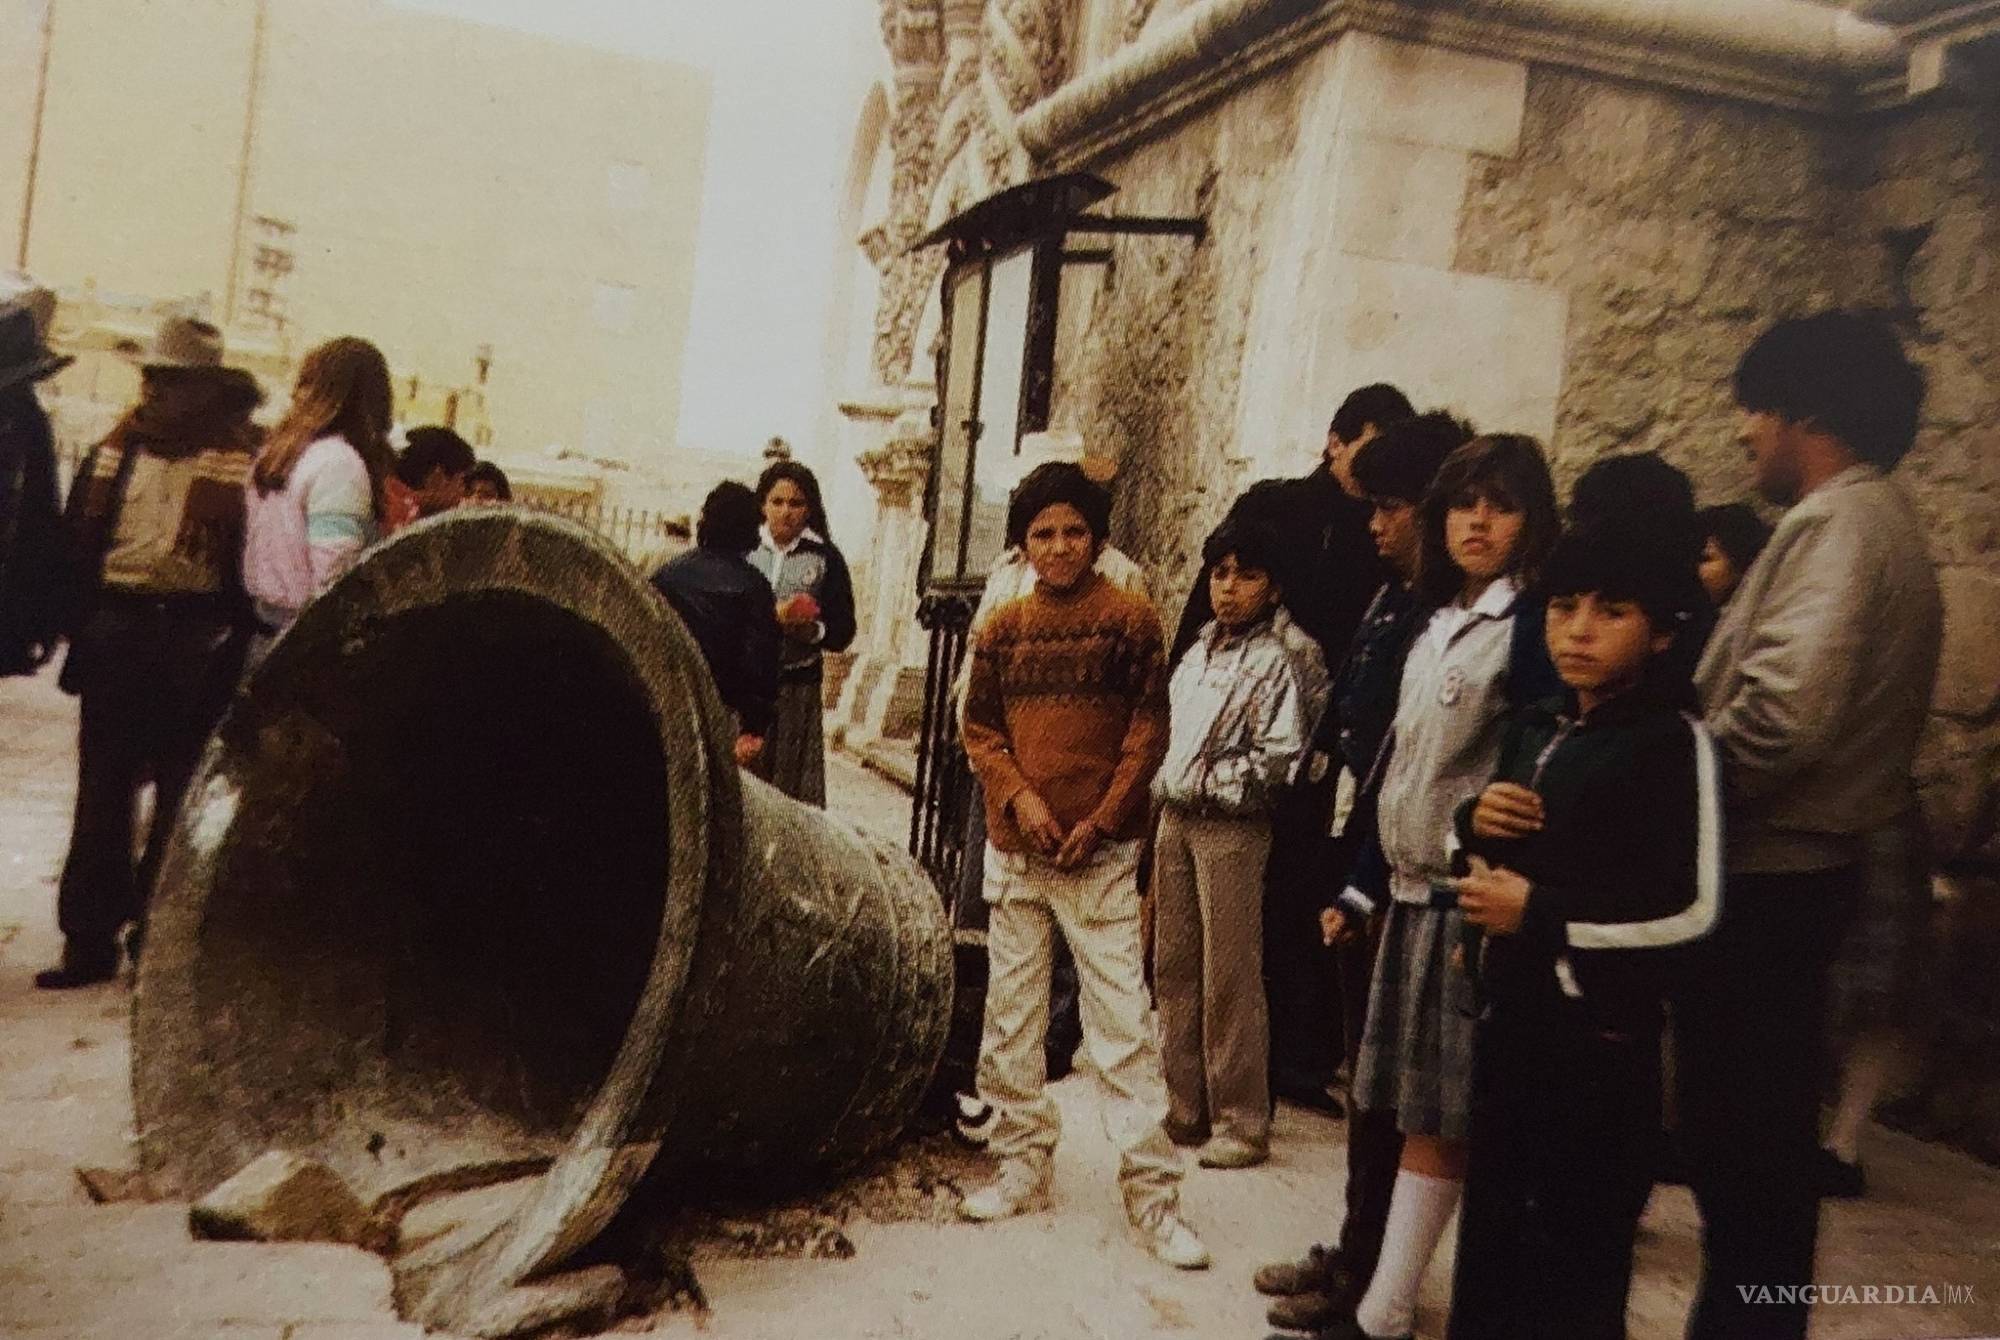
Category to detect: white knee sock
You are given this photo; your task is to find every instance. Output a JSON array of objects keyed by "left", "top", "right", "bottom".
[{"left": 1354, "top": 1169, "right": 1463, "bottom": 1338}]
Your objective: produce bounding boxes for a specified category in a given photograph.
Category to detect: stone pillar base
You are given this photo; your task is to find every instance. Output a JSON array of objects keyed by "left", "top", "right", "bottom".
[{"left": 830, "top": 654, "right": 929, "bottom": 749}]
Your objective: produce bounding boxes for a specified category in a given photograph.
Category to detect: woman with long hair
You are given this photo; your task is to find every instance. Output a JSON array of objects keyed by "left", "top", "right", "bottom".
[
  {"left": 746, "top": 459, "right": 855, "bottom": 806},
  {"left": 241, "top": 337, "right": 394, "bottom": 640}
]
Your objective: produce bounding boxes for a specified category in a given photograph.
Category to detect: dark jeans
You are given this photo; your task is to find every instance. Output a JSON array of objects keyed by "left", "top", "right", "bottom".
[
  {"left": 1451, "top": 1006, "right": 1661, "bottom": 1340},
  {"left": 1676, "top": 866, "right": 1862, "bottom": 1340},
  {"left": 56, "top": 598, "right": 241, "bottom": 960},
  {"left": 1337, "top": 1104, "right": 1404, "bottom": 1288},
  {"left": 1264, "top": 786, "right": 1345, "bottom": 1095},
  {"left": 1336, "top": 909, "right": 1400, "bottom": 1284}
]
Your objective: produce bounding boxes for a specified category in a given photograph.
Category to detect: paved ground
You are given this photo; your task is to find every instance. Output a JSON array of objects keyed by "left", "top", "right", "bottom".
[{"left": 2, "top": 666, "right": 1997, "bottom": 1339}]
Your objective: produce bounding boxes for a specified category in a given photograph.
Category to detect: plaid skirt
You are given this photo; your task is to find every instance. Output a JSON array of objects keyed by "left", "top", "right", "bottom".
[
  {"left": 1353, "top": 897, "right": 1478, "bottom": 1141},
  {"left": 750, "top": 674, "right": 827, "bottom": 807}
]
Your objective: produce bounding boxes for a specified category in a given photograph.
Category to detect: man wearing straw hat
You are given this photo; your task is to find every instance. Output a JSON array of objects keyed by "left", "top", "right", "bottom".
[
  {"left": 0, "top": 275, "right": 72, "bottom": 677},
  {"left": 40, "top": 312, "right": 262, "bottom": 989}
]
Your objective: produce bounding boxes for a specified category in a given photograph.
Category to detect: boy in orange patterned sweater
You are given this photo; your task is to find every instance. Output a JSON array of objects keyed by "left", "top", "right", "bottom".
[{"left": 959, "top": 462, "right": 1208, "bottom": 1270}]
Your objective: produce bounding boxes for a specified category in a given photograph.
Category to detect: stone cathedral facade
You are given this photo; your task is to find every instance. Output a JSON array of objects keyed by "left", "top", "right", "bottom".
[{"left": 822, "top": 0, "right": 2000, "bottom": 1149}]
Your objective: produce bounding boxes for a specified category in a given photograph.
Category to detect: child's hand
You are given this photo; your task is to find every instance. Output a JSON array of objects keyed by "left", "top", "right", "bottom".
[
  {"left": 1455, "top": 854, "right": 1531, "bottom": 935},
  {"left": 1054, "top": 818, "right": 1104, "bottom": 871},
  {"left": 733, "top": 733, "right": 764, "bottom": 767},
  {"left": 1470, "top": 782, "right": 1545, "bottom": 839},
  {"left": 1010, "top": 789, "right": 1065, "bottom": 857},
  {"left": 1320, "top": 906, "right": 1357, "bottom": 946}
]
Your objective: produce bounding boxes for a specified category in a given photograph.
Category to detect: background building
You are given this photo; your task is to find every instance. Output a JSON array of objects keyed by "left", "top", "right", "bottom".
[{"left": 0, "top": 0, "right": 709, "bottom": 478}]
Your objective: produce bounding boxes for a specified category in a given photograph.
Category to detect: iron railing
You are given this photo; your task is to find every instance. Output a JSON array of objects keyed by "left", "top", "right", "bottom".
[{"left": 909, "top": 589, "right": 978, "bottom": 898}]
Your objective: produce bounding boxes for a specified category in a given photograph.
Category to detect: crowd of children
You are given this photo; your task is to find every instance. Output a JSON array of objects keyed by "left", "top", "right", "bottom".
[{"left": 953, "top": 308, "right": 1942, "bottom": 1340}]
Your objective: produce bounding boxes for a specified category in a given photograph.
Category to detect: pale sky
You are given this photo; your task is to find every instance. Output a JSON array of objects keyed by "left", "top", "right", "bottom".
[{"left": 391, "top": 0, "right": 882, "bottom": 461}]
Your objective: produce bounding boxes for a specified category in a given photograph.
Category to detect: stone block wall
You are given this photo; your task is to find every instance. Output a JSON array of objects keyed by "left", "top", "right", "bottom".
[
  {"left": 1453, "top": 70, "right": 1857, "bottom": 494},
  {"left": 1452, "top": 74, "right": 2000, "bottom": 867},
  {"left": 1049, "top": 56, "right": 1306, "bottom": 617},
  {"left": 1039, "top": 40, "right": 1999, "bottom": 1154},
  {"left": 1859, "top": 104, "right": 2000, "bottom": 869},
  {"left": 1853, "top": 105, "right": 2000, "bottom": 1163}
]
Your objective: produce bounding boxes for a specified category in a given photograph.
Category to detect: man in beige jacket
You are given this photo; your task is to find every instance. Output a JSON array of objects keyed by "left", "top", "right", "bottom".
[{"left": 1682, "top": 310, "right": 1941, "bottom": 1340}]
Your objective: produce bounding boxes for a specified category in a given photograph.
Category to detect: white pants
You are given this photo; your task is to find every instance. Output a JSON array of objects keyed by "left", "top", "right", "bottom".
[{"left": 976, "top": 839, "right": 1183, "bottom": 1221}]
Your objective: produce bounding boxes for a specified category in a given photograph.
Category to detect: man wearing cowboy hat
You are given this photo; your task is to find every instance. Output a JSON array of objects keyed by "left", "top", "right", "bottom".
[
  {"left": 0, "top": 276, "right": 73, "bottom": 677},
  {"left": 41, "top": 311, "right": 263, "bottom": 988}
]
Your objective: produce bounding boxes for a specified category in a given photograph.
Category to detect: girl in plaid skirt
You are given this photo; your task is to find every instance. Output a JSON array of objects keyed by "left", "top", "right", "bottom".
[{"left": 1321, "top": 435, "right": 1560, "bottom": 1340}]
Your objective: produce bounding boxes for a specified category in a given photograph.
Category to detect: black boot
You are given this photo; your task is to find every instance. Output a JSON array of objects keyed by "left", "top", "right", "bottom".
[{"left": 34, "top": 942, "right": 119, "bottom": 990}]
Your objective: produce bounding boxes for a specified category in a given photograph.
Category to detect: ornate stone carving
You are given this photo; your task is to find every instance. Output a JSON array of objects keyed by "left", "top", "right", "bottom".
[
  {"left": 856, "top": 433, "right": 934, "bottom": 510},
  {"left": 884, "top": 0, "right": 943, "bottom": 72},
  {"left": 861, "top": 0, "right": 1064, "bottom": 386},
  {"left": 870, "top": 79, "right": 947, "bottom": 386},
  {"left": 860, "top": 1, "right": 952, "bottom": 387},
  {"left": 1124, "top": 0, "right": 1163, "bottom": 43},
  {"left": 985, "top": 0, "right": 1072, "bottom": 115}
]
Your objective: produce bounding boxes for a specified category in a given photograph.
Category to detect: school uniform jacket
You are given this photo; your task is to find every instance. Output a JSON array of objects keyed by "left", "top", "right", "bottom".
[
  {"left": 749, "top": 529, "right": 857, "bottom": 678},
  {"left": 1456, "top": 688, "right": 1724, "bottom": 1029},
  {"left": 1334, "top": 578, "right": 1564, "bottom": 919}
]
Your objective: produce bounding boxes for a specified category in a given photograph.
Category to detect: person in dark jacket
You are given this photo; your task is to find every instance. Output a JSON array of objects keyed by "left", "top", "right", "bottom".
[
  {"left": 384, "top": 425, "right": 475, "bottom": 533},
  {"left": 652, "top": 481, "right": 782, "bottom": 768},
  {"left": 1445, "top": 520, "right": 1721, "bottom": 1340},
  {"left": 463, "top": 460, "right": 513, "bottom": 505},
  {"left": 0, "top": 283, "right": 71, "bottom": 677},
  {"left": 1175, "top": 382, "right": 1414, "bottom": 1113},
  {"left": 748, "top": 460, "right": 856, "bottom": 806}
]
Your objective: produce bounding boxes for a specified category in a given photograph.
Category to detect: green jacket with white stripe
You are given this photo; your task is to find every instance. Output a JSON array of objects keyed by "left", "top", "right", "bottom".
[{"left": 1456, "top": 687, "right": 1723, "bottom": 1031}]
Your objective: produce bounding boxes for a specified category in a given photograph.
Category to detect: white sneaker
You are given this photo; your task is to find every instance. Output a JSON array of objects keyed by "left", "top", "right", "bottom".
[
  {"left": 1132, "top": 1207, "right": 1211, "bottom": 1269},
  {"left": 958, "top": 1160, "right": 1052, "bottom": 1222},
  {"left": 1197, "top": 1135, "right": 1269, "bottom": 1169}
]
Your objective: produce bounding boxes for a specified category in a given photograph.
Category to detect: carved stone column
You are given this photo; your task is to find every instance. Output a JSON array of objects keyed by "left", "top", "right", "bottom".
[
  {"left": 854, "top": 410, "right": 934, "bottom": 669},
  {"left": 871, "top": 2, "right": 947, "bottom": 388},
  {"left": 832, "top": 388, "right": 936, "bottom": 754}
]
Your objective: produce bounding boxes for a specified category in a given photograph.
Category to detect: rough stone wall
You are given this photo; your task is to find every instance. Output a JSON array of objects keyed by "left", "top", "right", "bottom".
[
  {"left": 1441, "top": 73, "right": 2000, "bottom": 1152},
  {"left": 1853, "top": 103, "right": 2000, "bottom": 1163},
  {"left": 1051, "top": 60, "right": 1317, "bottom": 619},
  {"left": 1857, "top": 104, "right": 2000, "bottom": 859},
  {"left": 1453, "top": 70, "right": 1859, "bottom": 495},
  {"left": 1454, "top": 75, "right": 2000, "bottom": 868}
]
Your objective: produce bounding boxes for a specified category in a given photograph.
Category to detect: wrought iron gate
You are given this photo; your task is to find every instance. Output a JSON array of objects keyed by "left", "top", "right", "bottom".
[{"left": 907, "top": 590, "right": 977, "bottom": 897}]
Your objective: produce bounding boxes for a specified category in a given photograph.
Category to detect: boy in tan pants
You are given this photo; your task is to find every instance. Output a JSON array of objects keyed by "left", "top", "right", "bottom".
[
  {"left": 959, "top": 463, "right": 1208, "bottom": 1270},
  {"left": 1153, "top": 518, "right": 1327, "bottom": 1169}
]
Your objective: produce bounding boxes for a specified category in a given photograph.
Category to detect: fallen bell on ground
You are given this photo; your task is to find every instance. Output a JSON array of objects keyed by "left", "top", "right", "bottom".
[{"left": 133, "top": 510, "right": 953, "bottom": 1335}]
